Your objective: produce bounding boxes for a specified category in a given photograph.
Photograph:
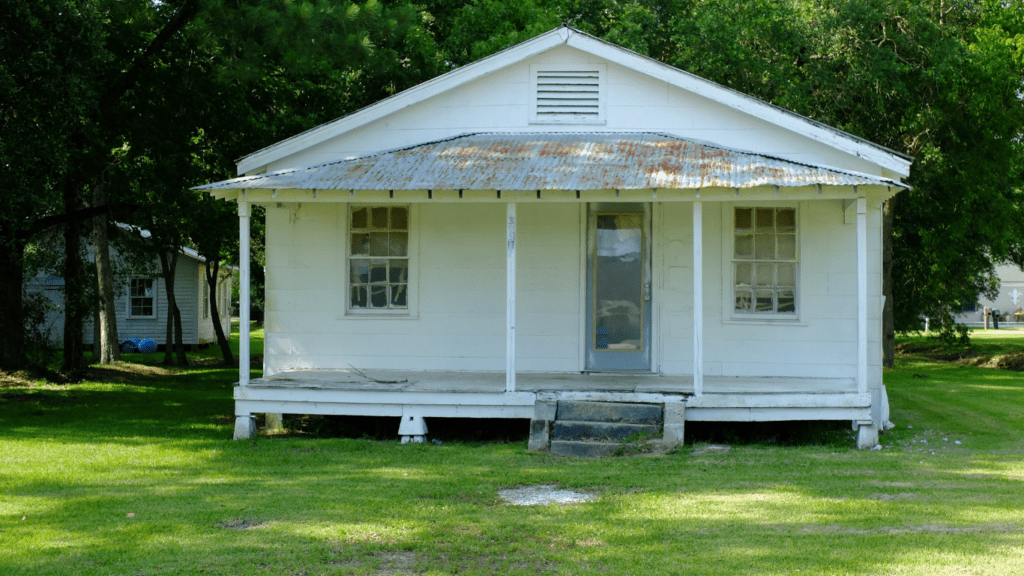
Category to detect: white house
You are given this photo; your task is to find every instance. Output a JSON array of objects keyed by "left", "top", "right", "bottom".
[
  {"left": 28, "top": 246, "right": 233, "bottom": 350},
  {"left": 197, "top": 26, "right": 910, "bottom": 450},
  {"left": 953, "top": 264, "right": 1024, "bottom": 326}
]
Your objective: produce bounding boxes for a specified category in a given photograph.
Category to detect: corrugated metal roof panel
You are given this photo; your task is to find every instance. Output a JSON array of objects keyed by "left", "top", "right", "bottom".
[{"left": 197, "top": 133, "right": 906, "bottom": 193}]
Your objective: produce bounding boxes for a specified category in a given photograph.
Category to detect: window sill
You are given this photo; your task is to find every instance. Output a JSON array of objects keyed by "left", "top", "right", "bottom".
[
  {"left": 126, "top": 316, "right": 157, "bottom": 321},
  {"left": 722, "top": 318, "right": 806, "bottom": 327},
  {"left": 338, "top": 313, "right": 418, "bottom": 321}
]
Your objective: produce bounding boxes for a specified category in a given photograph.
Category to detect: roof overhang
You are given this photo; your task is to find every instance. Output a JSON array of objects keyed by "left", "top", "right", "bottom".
[{"left": 197, "top": 133, "right": 908, "bottom": 201}]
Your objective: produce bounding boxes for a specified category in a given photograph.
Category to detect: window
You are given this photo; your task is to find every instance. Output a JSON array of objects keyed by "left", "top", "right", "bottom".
[
  {"left": 129, "top": 278, "right": 156, "bottom": 318},
  {"left": 348, "top": 205, "right": 409, "bottom": 311},
  {"left": 732, "top": 207, "right": 797, "bottom": 316},
  {"left": 202, "top": 283, "right": 209, "bottom": 319}
]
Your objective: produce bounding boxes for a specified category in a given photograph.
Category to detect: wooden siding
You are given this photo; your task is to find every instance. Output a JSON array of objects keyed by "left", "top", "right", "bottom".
[
  {"left": 268, "top": 46, "right": 882, "bottom": 178},
  {"left": 262, "top": 198, "right": 885, "bottom": 396}
]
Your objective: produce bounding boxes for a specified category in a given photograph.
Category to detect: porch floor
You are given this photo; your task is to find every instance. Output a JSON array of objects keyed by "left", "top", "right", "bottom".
[{"left": 250, "top": 369, "right": 857, "bottom": 395}]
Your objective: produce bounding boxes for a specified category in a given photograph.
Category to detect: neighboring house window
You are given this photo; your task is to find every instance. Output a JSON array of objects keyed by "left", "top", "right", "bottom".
[
  {"left": 348, "top": 205, "right": 409, "bottom": 311},
  {"left": 961, "top": 301, "right": 979, "bottom": 313},
  {"left": 733, "top": 207, "right": 798, "bottom": 316},
  {"left": 129, "top": 278, "right": 156, "bottom": 318},
  {"left": 203, "top": 284, "right": 209, "bottom": 319}
]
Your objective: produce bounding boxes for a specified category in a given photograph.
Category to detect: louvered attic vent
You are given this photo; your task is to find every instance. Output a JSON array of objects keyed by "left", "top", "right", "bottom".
[{"left": 530, "top": 65, "right": 606, "bottom": 124}]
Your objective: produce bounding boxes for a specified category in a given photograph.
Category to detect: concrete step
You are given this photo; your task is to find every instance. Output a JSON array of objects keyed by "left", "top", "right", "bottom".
[
  {"left": 552, "top": 421, "right": 661, "bottom": 442},
  {"left": 557, "top": 401, "right": 662, "bottom": 425},
  {"left": 550, "top": 440, "right": 623, "bottom": 458}
]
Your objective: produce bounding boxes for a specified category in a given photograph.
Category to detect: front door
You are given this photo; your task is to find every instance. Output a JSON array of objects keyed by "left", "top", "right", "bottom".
[{"left": 586, "top": 203, "right": 652, "bottom": 371}]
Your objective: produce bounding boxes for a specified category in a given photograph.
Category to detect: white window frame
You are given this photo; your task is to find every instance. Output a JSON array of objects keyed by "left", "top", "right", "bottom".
[
  {"left": 127, "top": 277, "right": 158, "bottom": 319},
  {"left": 529, "top": 64, "right": 606, "bottom": 125},
  {"left": 721, "top": 202, "right": 804, "bottom": 324},
  {"left": 344, "top": 204, "right": 418, "bottom": 318}
]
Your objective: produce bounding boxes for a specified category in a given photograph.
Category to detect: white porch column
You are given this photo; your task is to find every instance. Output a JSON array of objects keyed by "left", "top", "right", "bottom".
[
  {"left": 693, "top": 201, "right": 703, "bottom": 396},
  {"left": 239, "top": 201, "right": 251, "bottom": 387},
  {"left": 506, "top": 202, "right": 517, "bottom": 393},
  {"left": 856, "top": 196, "right": 867, "bottom": 395}
]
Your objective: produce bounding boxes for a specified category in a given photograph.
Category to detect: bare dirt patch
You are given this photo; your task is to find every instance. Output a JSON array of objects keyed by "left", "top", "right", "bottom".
[
  {"left": 216, "top": 518, "right": 265, "bottom": 530},
  {"left": 498, "top": 484, "right": 596, "bottom": 506},
  {"left": 870, "top": 492, "right": 919, "bottom": 501}
]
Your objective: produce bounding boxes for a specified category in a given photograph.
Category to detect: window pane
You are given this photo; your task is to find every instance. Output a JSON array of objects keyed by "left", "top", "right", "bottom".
[
  {"left": 351, "top": 207, "right": 368, "bottom": 230},
  {"left": 351, "top": 233, "right": 369, "bottom": 256},
  {"left": 735, "top": 208, "right": 753, "bottom": 232},
  {"left": 735, "top": 290, "right": 752, "bottom": 312},
  {"left": 389, "top": 259, "right": 408, "bottom": 284},
  {"left": 754, "top": 234, "right": 774, "bottom": 259},
  {"left": 350, "top": 259, "right": 369, "bottom": 283},
  {"left": 391, "top": 284, "right": 408, "bottom": 308},
  {"left": 755, "top": 290, "right": 774, "bottom": 312},
  {"left": 777, "top": 208, "right": 796, "bottom": 232},
  {"left": 777, "top": 263, "right": 796, "bottom": 288},
  {"left": 778, "top": 290, "right": 795, "bottom": 313},
  {"left": 755, "top": 263, "right": 774, "bottom": 287},
  {"left": 734, "top": 235, "right": 753, "bottom": 259},
  {"left": 369, "top": 259, "right": 387, "bottom": 283},
  {"left": 370, "top": 285, "right": 387, "bottom": 308},
  {"left": 371, "top": 207, "right": 388, "bottom": 229},
  {"left": 390, "top": 207, "right": 408, "bottom": 230},
  {"left": 368, "top": 232, "right": 389, "bottom": 256},
  {"left": 389, "top": 232, "right": 408, "bottom": 256},
  {"left": 735, "top": 262, "right": 752, "bottom": 287},
  {"left": 351, "top": 285, "right": 367, "bottom": 308},
  {"left": 778, "top": 234, "right": 796, "bottom": 260},
  {"left": 755, "top": 208, "right": 774, "bottom": 232}
]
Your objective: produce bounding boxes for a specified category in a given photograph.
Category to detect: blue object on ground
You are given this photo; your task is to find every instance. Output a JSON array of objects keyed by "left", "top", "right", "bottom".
[
  {"left": 120, "top": 338, "right": 141, "bottom": 353},
  {"left": 138, "top": 338, "right": 157, "bottom": 354}
]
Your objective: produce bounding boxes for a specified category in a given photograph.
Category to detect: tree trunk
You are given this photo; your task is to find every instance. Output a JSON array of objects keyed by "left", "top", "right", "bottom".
[
  {"left": 92, "top": 184, "right": 120, "bottom": 364},
  {"left": 158, "top": 251, "right": 185, "bottom": 365},
  {"left": 62, "top": 182, "right": 87, "bottom": 373},
  {"left": 882, "top": 198, "right": 895, "bottom": 368},
  {"left": 206, "top": 260, "right": 234, "bottom": 365},
  {"left": 0, "top": 242, "right": 27, "bottom": 371}
]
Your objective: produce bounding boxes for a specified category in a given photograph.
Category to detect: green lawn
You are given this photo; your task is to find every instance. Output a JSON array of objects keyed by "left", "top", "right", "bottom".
[{"left": 2, "top": 330, "right": 1023, "bottom": 575}]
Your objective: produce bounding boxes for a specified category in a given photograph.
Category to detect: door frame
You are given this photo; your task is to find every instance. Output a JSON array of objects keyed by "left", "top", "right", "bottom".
[{"left": 583, "top": 202, "right": 652, "bottom": 371}]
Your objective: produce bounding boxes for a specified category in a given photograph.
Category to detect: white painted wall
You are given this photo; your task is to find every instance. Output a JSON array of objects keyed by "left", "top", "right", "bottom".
[
  {"left": 266, "top": 46, "right": 881, "bottom": 177},
  {"left": 263, "top": 202, "right": 583, "bottom": 376},
  {"left": 263, "top": 196, "right": 885, "bottom": 395}
]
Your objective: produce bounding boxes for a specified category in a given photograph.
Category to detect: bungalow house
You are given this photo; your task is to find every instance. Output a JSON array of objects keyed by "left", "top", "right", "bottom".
[
  {"left": 953, "top": 264, "right": 1024, "bottom": 326},
  {"left": 197, "top": 26, "right": 911, "bottom": 451},
  {"left": 27, "top": 243, "right": 233, "bottom": 350}
]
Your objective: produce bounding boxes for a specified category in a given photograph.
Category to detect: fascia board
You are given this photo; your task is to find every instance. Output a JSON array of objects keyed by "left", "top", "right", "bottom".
[
  {"left": 566, "top": 34, "right": 912, "bottom": 178},
  {"left": 236, "top": 31, "right": 568, "bottom": 175}
]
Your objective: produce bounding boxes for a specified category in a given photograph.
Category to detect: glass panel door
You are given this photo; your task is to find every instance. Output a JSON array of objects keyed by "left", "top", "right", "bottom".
[{"left": 586, "top": 204, "right": 651, "bottom": 370}]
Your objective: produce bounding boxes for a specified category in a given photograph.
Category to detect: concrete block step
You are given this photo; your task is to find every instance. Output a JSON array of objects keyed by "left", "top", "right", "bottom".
[
  {"left": 550, "top": 440, "right": 623, "bottom": 458},
  {"left": 552, "top": 421, "right": 661, "bottom": 442},
  {"left": 557, "top": 400, "right": 662, "bottom": 425}
]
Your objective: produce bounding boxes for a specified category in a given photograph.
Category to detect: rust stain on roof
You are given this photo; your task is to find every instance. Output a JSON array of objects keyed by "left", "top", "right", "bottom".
[{"left": 196, "top": 133, "right": 905, "bottom": 193}]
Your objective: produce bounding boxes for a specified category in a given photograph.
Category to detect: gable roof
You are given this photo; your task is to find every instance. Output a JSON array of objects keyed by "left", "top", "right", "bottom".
[
  {"left": 199, "top": 132, "right": 906, "bottom": 197},
  {"left": 235, "top": 26, "right": 912, "bottom": 178}
]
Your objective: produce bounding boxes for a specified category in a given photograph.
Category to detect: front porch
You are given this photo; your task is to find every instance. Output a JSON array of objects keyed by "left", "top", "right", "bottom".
[{"left": 234, "top": 369, "right": 872, "bottom": 443}]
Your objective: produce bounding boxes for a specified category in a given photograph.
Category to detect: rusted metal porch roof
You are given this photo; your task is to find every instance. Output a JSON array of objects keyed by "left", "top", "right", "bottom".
[{"left": 196, "top": 132, "right": 906, "bottom": 194}]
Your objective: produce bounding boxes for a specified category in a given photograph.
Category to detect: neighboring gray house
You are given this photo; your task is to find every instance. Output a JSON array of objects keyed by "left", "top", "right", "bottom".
[{"left": 28, "top": 245, "right": 232, "bottom": 349}]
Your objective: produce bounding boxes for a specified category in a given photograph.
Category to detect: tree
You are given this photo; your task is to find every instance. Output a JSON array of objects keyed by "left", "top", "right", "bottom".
[{"left": 0, "top": 0, "right": 443, "bottom": 371}]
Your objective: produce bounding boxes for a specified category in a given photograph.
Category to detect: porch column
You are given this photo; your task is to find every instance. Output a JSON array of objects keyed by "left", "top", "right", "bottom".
[
  {"left": 239, "top": 201, "right": 251, "bottom": 387},
  {"left": 856, "top": 196, "right": 867, "bottom": 395},
  {"left": 506, "top": 202, "right": 516, "bottom": 393},
  {"left": 693, "top": 200, "right": 703, "bottom": 396}
]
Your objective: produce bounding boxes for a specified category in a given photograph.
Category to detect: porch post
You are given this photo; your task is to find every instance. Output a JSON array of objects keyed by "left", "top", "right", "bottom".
[
  {"left": 239, "top": 201, "right": 251, "bottom": 387},
  {"left": 856, "top": 196, "right": 867, "bottom": 395},
  {"left": 506, "top": 202, "right": 516, "bottom": 393},
  {"left": 693, "top": 201, "right": 703, "bottom": 396}
]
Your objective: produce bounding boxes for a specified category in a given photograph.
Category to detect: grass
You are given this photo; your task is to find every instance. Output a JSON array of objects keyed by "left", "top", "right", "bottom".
[{"left": 2, "top": 329, "right": 1023, "bottom": 575}]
